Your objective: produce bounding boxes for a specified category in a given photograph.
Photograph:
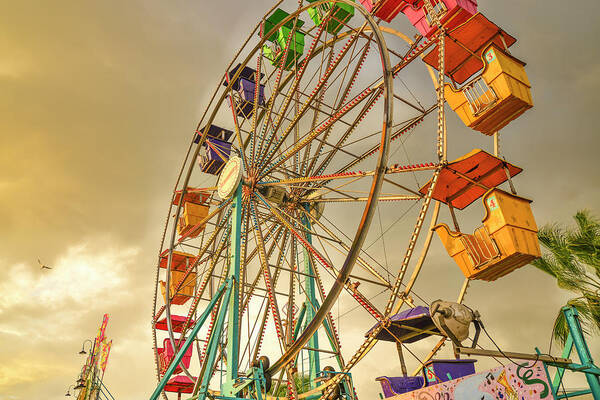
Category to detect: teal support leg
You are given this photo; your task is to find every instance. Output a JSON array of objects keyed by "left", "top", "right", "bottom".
[
  {"left": 563, "top": 306, "right": 600, "bottom": 400},
  {"left": 558, "top": 389, "right": 593, "bottom": 399},
  {"left": 293, "top": 303, "right": 307, "bottom": 342},
  {"left": 552, "top": 334, "right": 574, "bottom": 393},
  {"left": 536, "top": 347, "right": 559, "bottom": 400},
  {"left": 301, "top": 211, "right": 320, "bottom": 390},
  {"left": 148, "top": 279, "right": 231, "bottom": 400},
  {"left": 224, "top": 184, "right": 243, "bottom": 397},
  {"left": 322, "top": 317, "right": 344, "bottom": 370},
  {"left": 197, "top": 281, "right": 234, "bottom": 400},
  {"left": 252, "top": 364, "right": 265, "bottom": 400}
]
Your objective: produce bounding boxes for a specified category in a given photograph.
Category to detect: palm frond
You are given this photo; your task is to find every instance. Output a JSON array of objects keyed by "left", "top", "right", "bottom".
[
  {"left": 573, "top": 210, "right": 600, "bottom": 239},
  {"left": 569, "top": 210, "right": 600, "bottom": 275},
  {"left": 583, "top": 292, "right": 600, "bottom": 335},
  {"left": 533, "top": 211, "right": 600, "bottom": 346},
  {"left": 552, "top": 298, "right": 595, "bottom": 346},
  {"left": 268, "top": 374, "right": 312, "bottom": 396},
  {"left": 546, "top": 254, "right": 586, "bottom": 292},
  {"left": 552, "top": 307, "right": 570, "bottom": 346},
  {"left": 531, "top": 256, "right": 558, "bottom": 278}
]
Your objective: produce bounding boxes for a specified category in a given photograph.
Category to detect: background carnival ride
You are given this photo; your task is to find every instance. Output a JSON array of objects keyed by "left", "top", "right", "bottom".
[
  {"left": 150, "top": 1, "right": 599, "bottom": 399},
  {"left": 67, "top": 314, "right": 115, "bottom": 400}
]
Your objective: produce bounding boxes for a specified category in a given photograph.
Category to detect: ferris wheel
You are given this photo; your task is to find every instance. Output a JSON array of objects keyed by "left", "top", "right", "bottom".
[{"left": 150, "top": 1, "right": 538, "bottom": 399}]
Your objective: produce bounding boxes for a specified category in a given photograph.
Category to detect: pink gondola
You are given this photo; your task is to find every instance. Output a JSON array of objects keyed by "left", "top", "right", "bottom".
[
  {"left": 157, "top": 338, "right": 193, "bottom": 375},
  {"left": 357, "top": 0, "right": 476, "bottom": 35},
  {"left": 155, "top": 315, "right": 195, "bottom": 334},
  {"left": 164, "top": 375, "right": 196, "bottom": 394},
  {"left": 401, "top": 0, "right": 477, "bottom": 38}
]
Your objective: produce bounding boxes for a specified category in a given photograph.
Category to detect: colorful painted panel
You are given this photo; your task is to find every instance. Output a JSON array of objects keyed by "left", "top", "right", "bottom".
[{"left": 391, "top": 361, "right": 552, "bottom": 400}]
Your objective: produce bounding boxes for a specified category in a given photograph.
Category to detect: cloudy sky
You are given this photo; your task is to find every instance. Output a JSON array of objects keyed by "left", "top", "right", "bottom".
[{"left": 1, "top": 1, "right": 599, "bottom": 399}]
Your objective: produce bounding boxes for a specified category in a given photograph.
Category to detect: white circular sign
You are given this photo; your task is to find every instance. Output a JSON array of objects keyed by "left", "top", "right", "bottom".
[{"left": 217, "top": 156, "right": 242, "bottom": 199}]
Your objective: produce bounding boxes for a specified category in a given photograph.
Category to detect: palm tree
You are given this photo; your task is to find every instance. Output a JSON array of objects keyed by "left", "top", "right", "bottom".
[
  {"left": 268, "top": 374, "right": 312, "bottom": 397},
  {"left": 532, "top": 210, "right": 600, "bottom": 345}
]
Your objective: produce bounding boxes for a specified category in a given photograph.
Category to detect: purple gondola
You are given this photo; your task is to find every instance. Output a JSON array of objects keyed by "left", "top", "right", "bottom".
[
  {"left": 422, "top": 359, "right": 477, "bottom": 386},
  {"left": 195, "top": 125, "right": 234, "bottom": 175},
  {"left": 224, "top": 63, "right": 266, "bottom": 118},
  {"left": 365, "top": 306, "right": 440, "bottom": 343},
  {"left": 236, "top": 77, "right": 266, "bottom": 118},
  {"left": 376, "top": 376, "right": 425, "bottom": 398},
  {"left": 223, "top": 63, "right": 264, "bottom": 90}
]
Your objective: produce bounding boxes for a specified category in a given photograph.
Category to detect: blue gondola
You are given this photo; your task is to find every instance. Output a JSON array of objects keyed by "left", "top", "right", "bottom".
[
  {"left": 224, "top": 63, "right": 266, "bottom": 118},
  {"left": 195, "top": 125, "right": 234, "bottom": 175}
]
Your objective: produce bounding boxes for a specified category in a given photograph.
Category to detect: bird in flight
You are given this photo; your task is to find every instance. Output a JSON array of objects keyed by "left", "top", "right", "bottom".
[{"left": 38, "top": 259, "right": 52, "bottom": 270}]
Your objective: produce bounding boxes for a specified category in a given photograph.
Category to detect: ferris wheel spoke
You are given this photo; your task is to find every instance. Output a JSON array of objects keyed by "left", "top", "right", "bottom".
[
  {"left": 239, "top": 56, "right": 283, "bottom": 158},
  {"left": 305, "top": 230, "right": 385, "bottom": 323},
  {"left": 241, "top": 298, "right": 269, "bottom": 371},
  {"left": 257, "top": 26, "right": 368, "bottom": 173},
  {"left": 285, "top": 235, "right": 299, "bottom": 344},
  {"left": 240, "top": 225, "right": 286, "bottom": 312},
  {"left": 329, "top": 36, "right": 372, "bottom": 109},
  {"left": 259, "top": 164, "right": 433, "bottom": 198},
  {"left": 308, "top": 194, "right": 420, "bottom": 203},
  {"left": 259, "top": 83, "right": 382, "bottom": 181},
  {"left": 384, "top": 166, "right": 442, "bottom": 317},
  {"left": 305, "top": 37, "right": 373, "bottom": 178},
  {"left": 248, "top": 52, "right": 265, "bottom": 167},
  {"left": 225, "top": 87, "right": 251, "bottom": 170},
  {"left": 247, "top": 230, "right": 291, "bottom": 368},
  {"left": 306, "top": 90, "right": 383, "bottom": 180},
  {"left": 175, "top": 226, "right": 233, "bottom": 349},
  {"left": 393, "top": 92, "right": 427, "bottom": 114},
  {"left": 249, "top": 299, "right": 271, "bottom": 368},
  {"left": 249, "top": 196, "right": 290, "bottom": 352},
  {"left": 307, "top": 208, "right": 401, "bottom": 292},
  {"left": 314, "top": 109, "right": 434, "bottom": 194},
  {"left": 306, "top": 174, "right": 363, "bottom": 200},
  {"left": 299, "top": 35, "right": 336, "bottom": 178},
  {"left": 294, "top": 32, "right": 364, "bottom": 159},
  {"left": 253, "top": 12, "right": 298, "bottom": 163},
  {"left": 293, "top": 229, "right": 344, "bottom": 353},
  {"left": 382, "top": 177, "right": 425, "bottom": 198},
  {"left": 254, "top": 11, "right": 333, "bottom": 171},
  {"left": 238, "top": 201, "right": 251, "bottom": 310}
]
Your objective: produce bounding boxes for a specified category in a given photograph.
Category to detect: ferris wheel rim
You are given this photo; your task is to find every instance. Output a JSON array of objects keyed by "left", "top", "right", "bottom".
[
  {"left": 172, "top": 0, "right": 393, "bottom": 379},
  {"left": 151, "top": 1, "right": 459, "bottom": 395}
]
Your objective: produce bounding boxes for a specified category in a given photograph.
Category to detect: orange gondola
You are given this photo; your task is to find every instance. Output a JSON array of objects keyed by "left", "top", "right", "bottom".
[
  {"left": 160, "top": 269, "right": 196, "bottom": 305},
  {"left": 172, "top": 188, "right": 211, "bottom": 239},
  {"left": 444, "top": 43, "right": 532, "bottom": 135},
  {"left": 420, "top": 150, "right": 540, "bottom": 281},
  {"left": 422, "top": 13, "right": 532, "bottom": 134}
]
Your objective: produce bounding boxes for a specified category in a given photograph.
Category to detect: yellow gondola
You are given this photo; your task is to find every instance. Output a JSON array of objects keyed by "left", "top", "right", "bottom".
[
  {"left": 444, "top": 43, "right": 532, "bottom": 135},
  {"left": 434, "top": 189, "right": 540, "bottom": 281},
  {"left": 176, "top": 201, "right": 210, "bottom": 239},
  {"left": 160, "top": 270, "right": 196, "bottom": 305},
  {"left": 419, "top": 149, "right": 541, "bottom": 281}
]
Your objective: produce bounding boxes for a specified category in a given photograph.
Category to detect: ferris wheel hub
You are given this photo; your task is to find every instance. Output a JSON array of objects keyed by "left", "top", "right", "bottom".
[{"left": 217, "top": 156, "right": 243, "bottom": 199}]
